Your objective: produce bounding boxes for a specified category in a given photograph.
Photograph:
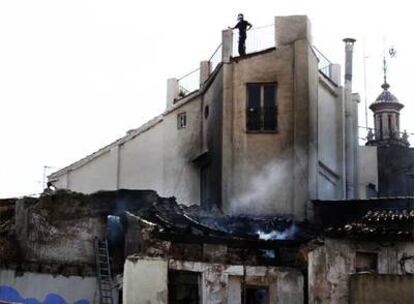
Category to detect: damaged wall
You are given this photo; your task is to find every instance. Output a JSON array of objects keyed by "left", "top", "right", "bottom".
[
  {"left": 349, "top": 274, "right": 414, "bottom": 304},
  {"left": 0, "top": 269, "right": 97, "bottom": 304},
  {"left": 308, "top": 238, "right": 414, "bottom": 304},
  {"left": 14, "top": 193, "right": 107, "bottom": 265},
  {"left": 122, "top": 256, "right": 303, "bottom": 304},
  {"left": 123, "top": 257, "right": 168, "bottom": 304}
]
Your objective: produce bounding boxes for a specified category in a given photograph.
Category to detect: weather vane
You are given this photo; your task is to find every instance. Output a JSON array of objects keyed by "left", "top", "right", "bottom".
[{"left": 382, "top": 45, "right": 397, "bottom": 88}]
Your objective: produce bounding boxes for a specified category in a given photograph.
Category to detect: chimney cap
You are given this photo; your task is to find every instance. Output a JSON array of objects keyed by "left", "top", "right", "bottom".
[{"left": 343, "top": 38, "right": 356, "bottom": 43}]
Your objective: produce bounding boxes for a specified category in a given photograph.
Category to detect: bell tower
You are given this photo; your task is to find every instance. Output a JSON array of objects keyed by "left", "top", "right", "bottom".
[{"left": 366, "top": 54, "right": 409, "bottom": 147}]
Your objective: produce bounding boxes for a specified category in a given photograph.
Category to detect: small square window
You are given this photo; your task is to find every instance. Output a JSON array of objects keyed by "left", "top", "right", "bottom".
[
  {"left": 177, "top": 112, "right": 187, "bottom": 129},
  {"left": 356, "top": 251, "right": 378, "bottom": 273}
]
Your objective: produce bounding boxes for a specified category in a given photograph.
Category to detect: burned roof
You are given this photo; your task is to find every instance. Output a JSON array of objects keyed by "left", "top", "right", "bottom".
[
  {"left": 125, "top": 194, "right": 309, "bottom": 248},
  {"left": 313, "top": 198, "right": 414, "bottom": 240}
]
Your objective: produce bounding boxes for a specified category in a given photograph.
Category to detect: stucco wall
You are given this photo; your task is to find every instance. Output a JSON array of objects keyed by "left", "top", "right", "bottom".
[
  {"left": 68, "top": 148, "right": 118, "bottom": 193},
  {"left": 0, "top": 270, "right": 98, "bottom": 304},
  {"left": 308, "top": 238, "right": 414, "bottom": 304},
  {"left": 222, "top": 21, "right": 321, "bottom": 219},
  {"left": 50, "top": 97, "right": 202, "bottom": 206},
  {"left": 223, "top": 47, "right": 295, "bottom": 216},
  {"left": 123, "top": 257, "right": 303, "bottom": 304},
  {"left": 358, "top": 145, "right": 378, "bottom": 198},
  {"left": 123, "top": 258, "right": 168, "bottom": 304},
  {"left": 349, "top": 274, "right": 414, "bottom": 304},
  {"left": 118, "top": 122, "right": 164, "bottom": 192},
  {"left": 161, "top": 97, "right": 202, "bottom": 205},
  {"left": 317, "top": 77, "right": 344, "bottom": 200}
]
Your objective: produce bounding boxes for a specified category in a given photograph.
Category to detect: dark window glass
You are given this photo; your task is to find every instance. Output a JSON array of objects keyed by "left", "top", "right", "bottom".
[
  {"left": 168, "top": 271, "right": 200, "bottom": 304},
  {"left": 263, "top": 84, "right": 277, "bottom": 130},
  {"left": 246, "top": 83, "right": 277, "bottom": 132},
  {"left": 247, "top": 84, "right": 261, "bottom": 131}
]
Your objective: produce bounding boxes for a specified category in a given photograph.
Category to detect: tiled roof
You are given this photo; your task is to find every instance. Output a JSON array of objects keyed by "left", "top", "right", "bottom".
[
  {"left": 314, "top": 198, "right": 414, "bottom": 240},
  {"left": 364, "top": 209, "right": 414, "bottom": 222}
]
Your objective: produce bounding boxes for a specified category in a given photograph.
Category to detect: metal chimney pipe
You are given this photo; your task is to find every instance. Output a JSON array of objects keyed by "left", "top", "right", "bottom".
[{"left": 343, "top": 38, "right": 357, "bottom": 199}]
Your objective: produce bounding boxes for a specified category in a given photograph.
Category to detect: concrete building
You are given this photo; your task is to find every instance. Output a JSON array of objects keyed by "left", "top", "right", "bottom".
[
  {"left": 48, "top": 15, "right": 358, "bottom": 221},
  {"left": 8, "top": 13, "right": 414, "bottom": 304}
]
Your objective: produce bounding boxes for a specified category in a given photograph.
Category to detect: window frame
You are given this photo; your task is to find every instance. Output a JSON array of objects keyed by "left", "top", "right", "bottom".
[
  {"left": 177, "top": 112, "right": 187, "bottom": 129},
  {"left": 246, "top": 82, "right": 278, "bottom": 133},
  {"left": 355, "top": 251, "right": 378, "bottom": 273}
]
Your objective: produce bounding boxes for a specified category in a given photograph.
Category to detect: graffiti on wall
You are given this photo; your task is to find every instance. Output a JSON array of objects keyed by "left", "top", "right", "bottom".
[{"left": 0, "top": 286, "right": 90, "bottom": 304}]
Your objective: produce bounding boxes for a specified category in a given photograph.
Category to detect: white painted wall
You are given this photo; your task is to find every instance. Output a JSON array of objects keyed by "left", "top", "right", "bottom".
[
  {"left": 317, "top": 78, "right": 344, "bottom": 200},
  {"left": 50, "top": 96, "right": 202, "bottom": 206},
  {"left": 118, "top": 123, "right": 164, "bottom": 192},
  {"left": 68, "top": 148, "right": 118, "bottom": 193},
  {"left": 123, "top": 258, "right": 168, "bottom": 304},
  {"left": 358, "top": 145, "right": 378, "bottom": 198},
  {"left": 0, "top": 270, "right": 98, "bottom": 304}
]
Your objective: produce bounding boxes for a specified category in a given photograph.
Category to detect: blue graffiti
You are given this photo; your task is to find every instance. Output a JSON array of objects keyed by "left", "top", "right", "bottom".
[{"left": 0, "top": 286, "right": 90, "bottom": 304}]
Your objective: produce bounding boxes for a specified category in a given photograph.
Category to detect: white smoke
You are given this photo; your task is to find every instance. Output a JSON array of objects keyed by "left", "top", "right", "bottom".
[
  {"left": 257, "top": 224, "right": 298, "bottom": 240},
  {"left": 229, "top": 160, "right": 290, "bottom": 214}
]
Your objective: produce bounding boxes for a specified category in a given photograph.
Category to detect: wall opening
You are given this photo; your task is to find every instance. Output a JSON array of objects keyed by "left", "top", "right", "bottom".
[
  {"left": 168, "top": 270, "right": 201, "bottom": 304},
  {"left": 242, "top": 285, "right": 269, "bottom": 304},
  {"left": 356, "top": 251, "right": 378, "bottom": 273}
]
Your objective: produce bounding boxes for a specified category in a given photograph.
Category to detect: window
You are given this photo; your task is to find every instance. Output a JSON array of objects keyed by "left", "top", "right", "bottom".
[
  {"left": 246, "top": 83, "right": 277, "bottom": 132},
  {"left": 204, "top": 105, "right": 209, "bottom": 119},
  {"left": 177, "top": 112, "right": 187, "bottom": 129},
  {"left": 242, "top": 286, "right": 269, "bottom": 304},
  {"left": 356, "top": 251, "right": 378, "bottom": 273},
  {"left": 168, "top": 271, "right": 200, "bottom": 304}
]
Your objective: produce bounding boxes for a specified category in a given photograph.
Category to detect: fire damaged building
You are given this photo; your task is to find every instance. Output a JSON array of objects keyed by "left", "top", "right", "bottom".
[
  {"left": 47, "top": 15, "right": 354, "bottom": 219},
  {"left": 2, "top": 14, "right": 414, "bottom": 304}
]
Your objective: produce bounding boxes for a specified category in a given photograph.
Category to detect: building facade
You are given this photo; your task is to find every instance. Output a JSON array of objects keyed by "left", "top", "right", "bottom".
[{"left": 49, "top": 15, "right": 357, "bottom": 221}]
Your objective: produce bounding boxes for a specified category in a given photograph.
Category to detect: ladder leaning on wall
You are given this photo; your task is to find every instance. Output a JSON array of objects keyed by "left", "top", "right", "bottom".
[{"left": 94, "top": 238, "right": 114, "bottom": 304}]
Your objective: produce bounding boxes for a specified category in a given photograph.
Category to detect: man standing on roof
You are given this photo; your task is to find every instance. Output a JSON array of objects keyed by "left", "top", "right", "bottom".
[{"left": 229, "top": 14, "right": 253, "bottom": 56}]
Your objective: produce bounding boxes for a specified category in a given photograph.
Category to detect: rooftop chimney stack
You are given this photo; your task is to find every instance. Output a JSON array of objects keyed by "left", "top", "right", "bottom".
[
  {"left": 343, "top": 38, "right": 358, "bottom": 199},
  {"left": 166, "top": 78, "right": 179, "bottom": 110}
]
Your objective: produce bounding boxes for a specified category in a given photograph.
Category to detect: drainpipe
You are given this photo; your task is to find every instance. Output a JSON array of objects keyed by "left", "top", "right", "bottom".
[{"left": 343, "top": 38, "right": 357, "bottom": 199}]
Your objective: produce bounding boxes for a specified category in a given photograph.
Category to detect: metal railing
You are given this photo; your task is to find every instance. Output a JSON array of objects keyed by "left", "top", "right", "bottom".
[
  {"left": 232, "top": 24, "right": 275, "bottom": 57},
  {"left": 313, "top": 46, "right": 333, "bottom": 79},
  {"left": 208, "top": 43, "right": 222, "bottom": 73},
  {"left": 177, "top": 67, "right": 200, "bottom": 97}
]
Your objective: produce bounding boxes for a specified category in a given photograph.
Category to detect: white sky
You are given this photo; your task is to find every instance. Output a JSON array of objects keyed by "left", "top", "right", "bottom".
[{"left": 1, "top": 0, "right": 413, "bottom": 198}]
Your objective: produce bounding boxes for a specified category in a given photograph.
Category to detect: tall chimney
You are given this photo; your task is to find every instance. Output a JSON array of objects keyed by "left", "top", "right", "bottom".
[{"left": 343, "top": 38, "right": 358, "bottom": 199}]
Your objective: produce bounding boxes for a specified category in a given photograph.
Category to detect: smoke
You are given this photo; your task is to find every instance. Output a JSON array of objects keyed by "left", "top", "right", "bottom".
[
  {"left": 257, "top": 224, "right": 298, "bottom": 240},
  {"left": 229, "top": 160, "right": 290, "bottom": 214},
  {"left": 261, "top": 249, "right": 276, "bottom": 259}
]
